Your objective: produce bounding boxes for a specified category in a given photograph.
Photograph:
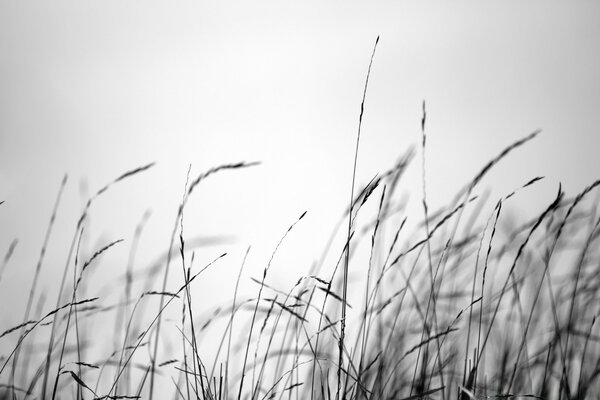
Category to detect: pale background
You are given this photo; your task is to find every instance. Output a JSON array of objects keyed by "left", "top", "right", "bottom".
[{"left": 0, "top": 0, "right": 599, "bottom": 387}]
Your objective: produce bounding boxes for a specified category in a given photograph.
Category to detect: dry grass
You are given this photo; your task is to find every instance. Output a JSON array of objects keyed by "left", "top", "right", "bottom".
[{"left": 1, "top": 43, "right": 599, "bottom": 400}]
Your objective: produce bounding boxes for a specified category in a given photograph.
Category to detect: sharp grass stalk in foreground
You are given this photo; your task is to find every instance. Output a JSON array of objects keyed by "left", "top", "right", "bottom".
[{"left": 339, "top": 35, "right": 379, "bottom": 400}]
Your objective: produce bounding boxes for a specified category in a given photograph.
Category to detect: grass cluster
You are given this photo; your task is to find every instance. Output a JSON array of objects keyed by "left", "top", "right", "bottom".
[{"left": 1, "top": 40, "right": 600, "bottom": 400}]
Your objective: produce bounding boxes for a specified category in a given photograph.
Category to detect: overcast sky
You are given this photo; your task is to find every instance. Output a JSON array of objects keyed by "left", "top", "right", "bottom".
[{"left": 1, "top": 1, "right": 599, "bottom": 329}]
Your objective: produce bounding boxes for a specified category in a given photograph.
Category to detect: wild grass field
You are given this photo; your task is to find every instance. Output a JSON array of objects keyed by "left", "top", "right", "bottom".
[{"left": 1, "top": 41, "right": 600, "bottom": 400}]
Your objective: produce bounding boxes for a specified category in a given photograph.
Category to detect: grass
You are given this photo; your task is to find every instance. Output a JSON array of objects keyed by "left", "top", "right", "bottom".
[{"left": 1, "top": 43, "right": 600, "bottom": 400}]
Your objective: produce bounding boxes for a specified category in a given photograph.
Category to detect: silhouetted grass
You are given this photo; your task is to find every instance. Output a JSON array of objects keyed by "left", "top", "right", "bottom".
[{"left": 1, "top": 43, "right": 600, "bottom": 400}]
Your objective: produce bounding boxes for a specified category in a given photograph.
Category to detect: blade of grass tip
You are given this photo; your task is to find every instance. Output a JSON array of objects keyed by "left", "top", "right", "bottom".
[
  {"left": 114, "top": 162, "right": 156, "bottom": 184},
  {"left": 91, "top": 162, "right": 156, "bottom": 201},
  {"left": 344, "top": 175, "right": 380, "bottom": 218},
  {"left": 0, "top": 238, "right": 18, "bottom": 285},
  {"left": 0, "top": 319, "right": 37, "bottom": 340},
  {"left": 75, "top": 239, "right": 124, "bottom": 290},
  {"left": 454, "top": 130, "right": 540, "bottom": 203},
  {"left": 61, "top": 370, "right": 98, "bottom": 398},
  {"left": 78, "top": 162, "right": 155, "bottom": 229},
  {"left": 10, "top": 175, "right": 66, "bottom": 379},
  {"left": 149, "top": 161, "right": 259, "bottom": 400},
  {"left": 237, "top": 212, "right": 306, "bottom": 400},
  {"left": 339, "top": 34, "right": 379, "bottom": 400},
  {"left": 186, "top": 161, "right": 261, "bottom": 199}
]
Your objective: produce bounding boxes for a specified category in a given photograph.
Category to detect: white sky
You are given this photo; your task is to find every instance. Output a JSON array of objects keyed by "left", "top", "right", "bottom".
[{"left": 0, "top": 0, "right": 599, "bottom": 370}]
